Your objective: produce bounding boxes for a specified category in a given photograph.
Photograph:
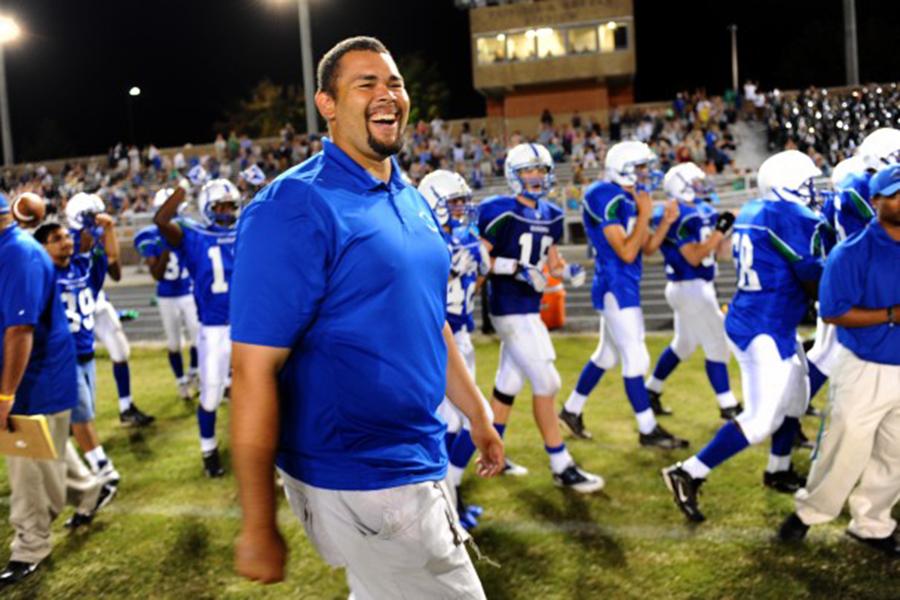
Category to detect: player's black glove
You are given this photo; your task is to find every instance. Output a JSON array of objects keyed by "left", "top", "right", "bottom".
[{"left": 715, "top": 211, "right": 736, "bottom": 234}]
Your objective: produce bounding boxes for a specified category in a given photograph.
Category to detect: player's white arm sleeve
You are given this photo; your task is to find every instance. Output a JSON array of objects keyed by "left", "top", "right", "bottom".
[{"left": 492, "top": 257, "right": 518, "bottom": 275}]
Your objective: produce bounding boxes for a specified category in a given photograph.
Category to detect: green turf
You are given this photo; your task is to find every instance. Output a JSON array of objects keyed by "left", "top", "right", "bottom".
[{"left": 1, "top": 336, "right": 896, "bottom": 599}]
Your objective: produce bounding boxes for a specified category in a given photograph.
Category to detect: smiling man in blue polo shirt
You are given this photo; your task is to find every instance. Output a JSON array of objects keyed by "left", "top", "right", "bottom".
[
  {"left": 779, "top": 163, "right": 900, "bottom": 556},
  {"left": 230, "top": 37, "right": 503, "bottom": 596}
]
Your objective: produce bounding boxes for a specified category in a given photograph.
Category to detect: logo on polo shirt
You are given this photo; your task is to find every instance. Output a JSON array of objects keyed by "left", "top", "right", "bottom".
[{"left": 418, "top": 210, "right": 438, "bottom": 233}]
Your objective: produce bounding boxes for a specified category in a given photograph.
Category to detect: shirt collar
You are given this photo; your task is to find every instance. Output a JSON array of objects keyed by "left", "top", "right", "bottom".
[{"left": 322, "top": 137, "right": 406, "bottom": 194}]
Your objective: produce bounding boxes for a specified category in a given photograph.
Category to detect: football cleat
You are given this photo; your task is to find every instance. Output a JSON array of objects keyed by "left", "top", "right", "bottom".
[
  {"left": 502, "top": 458, "right": 529, "bottom": 477},
  {"left": 763, "top": 466, "right": 806, "bottom": 493},
  {"left": 719, "top": 404, "right": 743, "bottom": 420},
  {"left": 647, "top": 390, "right": 673, "bottom": 416},
  {"left": 0, "top": 561, "right": 39, "bottom": 587},
  {"left": 778, "top": 513, "right": 810, "bottom": 542},
  {"left": 559, "top": 408, "right": 593, "bottom": 439},
  {"left": 846, "top": 529, "right": 900, "bottom": 557},
  {"left": 203, "top": 448, "right": 225, "bottom": 478},
  {"left": 119, "top": 404, "right": 156, "bottom": 428},
  {"left": 661, "top": 463, "right": 706, "bottom": 522},
  {"left": 177, "top": 381, "right": 192, "bottom": 401},
  {"left": 639, "top": 425, "right": 689, "bottom": 450},
  {"left": 96, "top": 461, "right": 120, "bottom": 487},
  {"left": 552, "top": 463, "right": 605, "bottom": 494}
]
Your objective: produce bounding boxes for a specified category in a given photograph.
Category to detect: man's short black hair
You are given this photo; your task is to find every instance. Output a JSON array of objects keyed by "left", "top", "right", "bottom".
[
  {"left": 317, "top": 36, "right": 389, "bottom": 98},
  {"left": 33, "top": 221, "right": 63, "bottom": 245}
]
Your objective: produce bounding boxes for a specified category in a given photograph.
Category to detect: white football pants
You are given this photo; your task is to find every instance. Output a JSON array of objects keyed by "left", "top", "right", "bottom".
[
  {"left": 197, "top": 325, "right": 231, "bottom": 413},
  {"left": 587, "top": 292, "right": 650, "bottom": 378},
  {"left": 806, "top": 316, "right": 841, "bottom": 377},
  {"left": 492, "top": 313, "right": 561, "bottom": 397},
  {"left": 664, "top": 280, "right": 730, "bottom": 363},
  {"left": 93, "top": 292, "right": 130, "bottom": 363},
  {"left": 158, "top": 294, "right": 200, "bottom": 353}
]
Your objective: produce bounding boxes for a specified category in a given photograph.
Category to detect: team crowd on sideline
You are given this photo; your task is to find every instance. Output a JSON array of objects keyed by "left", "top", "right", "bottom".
[{"left": 1, "top": 36, "right": 898, "bottom": 595}]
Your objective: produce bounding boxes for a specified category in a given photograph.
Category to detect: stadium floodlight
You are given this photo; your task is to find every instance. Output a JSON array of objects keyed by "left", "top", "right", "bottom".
[
  {"left": 606, "top": 21, "right": 617, "bottom": 30},
  {"left": 496, "top": 33, "right": 505, "bottom": 42},
  {"left": 0, "top": 15, "right": 19, "bottom": 165},
  {"left": 129, "top": 86, "right": 141, "bottom": 97}
]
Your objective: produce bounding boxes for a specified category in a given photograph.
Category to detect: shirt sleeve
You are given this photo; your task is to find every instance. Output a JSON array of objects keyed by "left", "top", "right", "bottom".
[
  {"left": 819, "top": 246, "right": 862, "bottom": 319},
  {"left": 775, "top": 208, "right": 826, "bottom": 282},
  {"left": 0, "top": 246, "right": 47, "bottom": 327},
  {"left": 477, "top": 201, "right": 500, "bottom": 246},
  {"left": 230, "top": 182, "right": 331, "bottom": 348},
  {"left": 673, "top": 213, "right": 703, "bottom": 248}
]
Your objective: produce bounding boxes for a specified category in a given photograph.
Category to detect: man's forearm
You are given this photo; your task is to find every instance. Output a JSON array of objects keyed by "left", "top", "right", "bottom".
[
  {"left": 231, "top": 343, "right": 283, "bottom": 530},
  {"left": 443, "top": 324, "right": 491, "bottom": 427},
  {"left": 824, "top": 306, "right": 898, "bottom": 328},
  {"left": 1, "top": 326, "right": 34, "bottom": 396}
]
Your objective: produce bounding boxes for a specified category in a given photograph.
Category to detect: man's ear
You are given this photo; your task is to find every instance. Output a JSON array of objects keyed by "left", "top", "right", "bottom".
[{"left": 315, "top": 91, "right": 336, "bottom": 123}]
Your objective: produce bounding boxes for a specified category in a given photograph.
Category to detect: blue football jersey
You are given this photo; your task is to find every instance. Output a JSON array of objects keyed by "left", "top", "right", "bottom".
[
  {"left": 651, "top": 201, "right": 718, "bottom": 282},
  {"left": 134, "top": 225, "right": 192, "bottom": 298},
  {"left": 478, "top": 195, "right": 563, "bottom": 316},
  {"left": 583, "top": 181, "right": 641, "bottom": 309},
  {"left": 445, "top": 225, "right": 482, "bottom": 333},
  {"left": 177, "top": 219, "right": 235, "bottom": 326},
  {"left": 725, "top": 199, "right": 829, "bottom": 359},
  {"left": 55, "top": 251, "right": 108, "bottom": 356},
  {"left": 832, "top": 171, "right": 874, "bottom": 242}
]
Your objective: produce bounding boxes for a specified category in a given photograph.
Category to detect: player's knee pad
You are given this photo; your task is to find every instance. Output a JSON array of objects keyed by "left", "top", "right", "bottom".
[
  {"left": 620, "top": 342, "right": 650, "bottom": 379},
  {"left": 589, "top": 341, "right": 618, "bottom": 371},
  {"left": 199, "top": 382, "right": 225, "bottom": 413},
  {"left": 492, "top": 387, "right": 516, "bottom": 406},
  {"left": 530, "top": 362, "right": 562, "bottom": 397},
  {"left": 701, "top": 337, "right": 730, "bottom": 364}
]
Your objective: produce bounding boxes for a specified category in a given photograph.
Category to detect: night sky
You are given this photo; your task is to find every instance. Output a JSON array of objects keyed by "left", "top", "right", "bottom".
[{"left": 1, "top": 0, "right": 897, "bottom": 161}]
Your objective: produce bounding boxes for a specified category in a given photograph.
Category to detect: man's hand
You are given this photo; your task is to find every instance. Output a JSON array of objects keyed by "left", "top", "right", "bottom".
[
  {"left": 235, "top": 525, "right": 287, "bottom": 584},
  {"left": 635, "top": 188, "right": 653, "bottom": 216},
  {"left": 95, "top": 213, "right": 115, "bottom": 229},
  {"left": 469, "top": 421, "right": 504, "bottom": 478},
  {"left": 562, "top": 263, "right": 586, "bottom": 287},
  {"left": 515, "top": 264, "right": 547, "bottom": 293},
  {"left": 662, "top": 199, "right": 680, "bottom": 225},
  {"left": 715, "top": 211, "right": 736, "bottom": 234}
]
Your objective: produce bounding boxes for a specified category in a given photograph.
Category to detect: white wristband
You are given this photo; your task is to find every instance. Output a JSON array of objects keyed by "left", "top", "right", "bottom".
[{"left": 492, "top": 257, "right": 518, "bottom": 275}]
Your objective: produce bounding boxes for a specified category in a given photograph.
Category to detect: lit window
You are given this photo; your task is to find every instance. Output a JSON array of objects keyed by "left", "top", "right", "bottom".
[
  {"left": 536, "top": 27, "right": 565, "bottom": 58},
  {"left": 476, "top": 34, "right": 506, "bottom": 64},
  {"left": 599, "top": 22, "right": 628, "bottom": 52},
  {"left": 567, "top": 26, "right": 597, "bottom": 54},
  {"left": 506, "top": 31, "right": 536, "bottom": 61}
]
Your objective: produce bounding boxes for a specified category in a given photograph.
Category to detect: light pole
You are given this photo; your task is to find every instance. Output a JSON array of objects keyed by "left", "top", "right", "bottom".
[
  {"left": 728, "top": 24, "right": 738, "bottom": 93},
  {"left": 0, "top": 15, "right": 21, "bottom": 166},
  {"left": 298, "top": 0, "right": 318, "bottom": 135},
  {"left": 127, "top": 86, "right": 141, "bottom": 145},
  {"left": 843, "top": 0, "right": 859, "bottom": 85}
]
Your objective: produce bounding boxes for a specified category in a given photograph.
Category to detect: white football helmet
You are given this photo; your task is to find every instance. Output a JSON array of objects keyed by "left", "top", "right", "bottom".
[
  {"left": 757, "top": 150, "right": 822, "bottom": 205},
  {"left": 198, "top": 178, "right": 241, "bottom": 227},
  {"left": 504, "top": 143, "right": 554, "bottom": 200},
  {"left": 418, "top": 170, "right": 472, "bottom": 227},
  {"left": 663, "top": 162, "right": 709, "bottom": 203},
  {"left": 858, "top": 128, "right": 900, "bottom": 171},
  {"left": 65, "top": 192, "right": 105, "bottom": 230},
  {"left": 830, "top": 155, "right": 866, "bottom": 189},
  {"left": 605, "top": 140, "right": 656, "bottom": 187}
]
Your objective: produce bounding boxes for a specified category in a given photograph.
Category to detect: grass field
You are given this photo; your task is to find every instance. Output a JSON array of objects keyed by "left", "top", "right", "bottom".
[{"left": 1, "top": 335, "right": 897, "bottom": 599}]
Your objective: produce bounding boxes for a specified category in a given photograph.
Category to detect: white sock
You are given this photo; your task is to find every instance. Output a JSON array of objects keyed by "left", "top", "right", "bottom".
[
  {"left": 200, "top": 437, "right": 218, "bottom": 454},
  {"left": 548, "top": 447, "right": 573, "bottom": 474},
  {"left": 447, "top": 464, "right": 465, "bottom": 488},
  {"left": 717, "top": 392, "right": 738, "bottom": 409},
  {"left": 635, "top": 408, "right": 657, "bottom": 434},
  {"left": 85, "top": 446, "right": 108, "bottom": 472},
  {"left": 682, "top": 456, "right": 711, "bottom": 479},
  {"left": 177, "top": 376, "right": 188, "bottom": 386},
  {"left": 766, "top": 454, "right": 791, "bottom": 473},
  {"left": 564, "top": 391, "right": 588, "bottom": 414},
  {"left": 118, "top": 395, "right": 133, "bottom": 413},
  {"left": 646, "top": 376, "right": 664, "bottom": 394}
]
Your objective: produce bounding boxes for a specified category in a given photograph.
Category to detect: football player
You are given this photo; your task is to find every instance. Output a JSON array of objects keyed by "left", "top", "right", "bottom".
[
  {"left": 662, "top": 150, "right": 829, "bottom": 522},
  {"left": 35, "top": 212, "right": 122, "bottom": 489},
  {"left": 133, "top": 187, "right": 200, "bottom": 400},
  {"left": 155, "top": 179, "right": 240, "bottom": 477},
  {"left": 65, "top": 195, "right": 155, "bottom": 428},
  {"left": 641, "top": 162, "right": 740, "bottom": 419},
  {"left": 479, "top": 143, "right": 603, "bottom": 493},
  {"left": 806, "top": 128, "right": 900, "bottom": 404},
  {"left": 559, "top": 141, "right": 690, "bottom": 449},
  {"left": 419, "top": 169, "right": 491, "bottom": 528}
]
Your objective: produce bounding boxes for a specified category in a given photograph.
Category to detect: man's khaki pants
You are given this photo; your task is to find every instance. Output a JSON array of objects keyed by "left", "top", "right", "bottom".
[
  {"left": 5, "top": 410, "right": 103, "bottom": 564},
  {"left": 795, "top": 346, "right": 900, "bottom": 538},
  {"left": 281, "top": 470, "right": 486, "bottom": 600}
]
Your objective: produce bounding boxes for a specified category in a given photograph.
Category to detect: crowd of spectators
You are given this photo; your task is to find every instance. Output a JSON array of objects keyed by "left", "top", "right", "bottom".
[
  {"left": 765, "top": 83, "right": 900, "bottom": 174},
  {"left": 0, "top": 89, "right": 746, "bottom": 224}
]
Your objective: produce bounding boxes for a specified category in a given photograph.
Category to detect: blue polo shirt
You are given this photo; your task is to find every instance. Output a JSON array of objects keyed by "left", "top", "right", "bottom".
[
  {"left": 0, "top": 225, "right": 77, "bottom": 415},
  {"left": 231, "top": 139, "right": 451, "bottom": 491},
  {"left": 819, "top": 222, "right": 900, "bottom": 365}
]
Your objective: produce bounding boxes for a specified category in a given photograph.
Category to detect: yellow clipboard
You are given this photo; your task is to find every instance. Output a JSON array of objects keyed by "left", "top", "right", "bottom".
[{"left": 0, "top": 415, "right": 58, "bottom": 460}]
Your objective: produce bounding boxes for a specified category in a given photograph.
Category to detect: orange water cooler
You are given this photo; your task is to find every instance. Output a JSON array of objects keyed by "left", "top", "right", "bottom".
[{"left": 540, "top": 271, "right": 566, "bottom": 330}]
